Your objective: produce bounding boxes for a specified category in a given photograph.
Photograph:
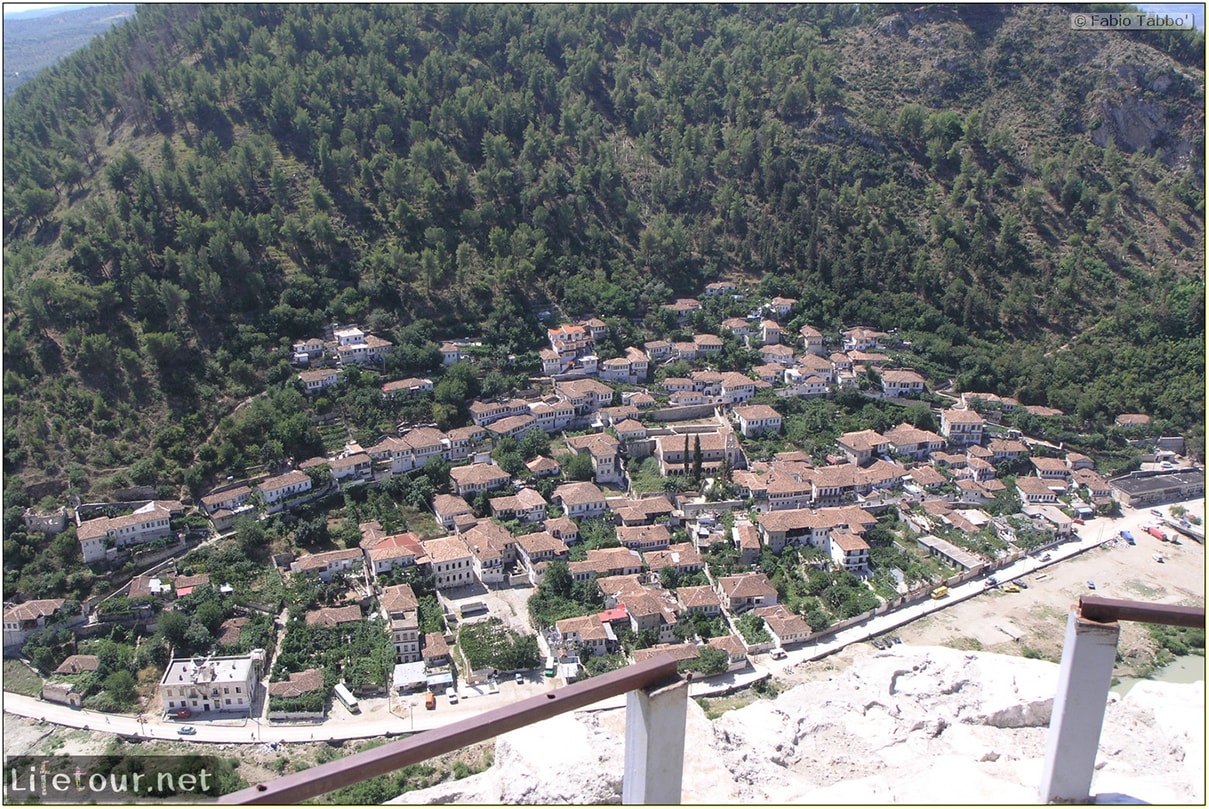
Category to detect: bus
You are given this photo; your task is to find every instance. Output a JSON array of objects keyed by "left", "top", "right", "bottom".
[
  {"left": 333, "top": 682, "right": 359, "bottom": 713},
  {"left": 930, "top": 586, "right": 949, "bottom": 600},
  {"left": 543, "top": 656, "right": 556, "bottom": 677}
]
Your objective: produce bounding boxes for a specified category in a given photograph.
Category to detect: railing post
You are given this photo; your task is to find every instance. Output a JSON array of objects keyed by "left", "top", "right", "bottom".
[
  {"left": 1038, "top": 610, "right": 1120, "bottom": 804},
  {"left": 622, "top": 677, "right": 688, "bottom": 804}
]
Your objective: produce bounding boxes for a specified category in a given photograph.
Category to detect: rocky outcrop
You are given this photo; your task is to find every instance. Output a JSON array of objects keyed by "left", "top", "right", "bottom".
[{"left": 393, "top": 646, "right": 1204, "bottom": 805}]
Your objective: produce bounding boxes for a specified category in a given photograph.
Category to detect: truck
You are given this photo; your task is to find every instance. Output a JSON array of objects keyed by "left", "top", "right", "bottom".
[{"left": 1147, "top": 526, "right": 1169, "bottom": 542}]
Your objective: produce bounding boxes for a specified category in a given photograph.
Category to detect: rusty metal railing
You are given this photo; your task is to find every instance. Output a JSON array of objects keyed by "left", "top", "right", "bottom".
[
  {"left": 1077, "top": 595, "right": 1204, "bottom": 628},
  {"left": 1040, "top": 596, "right": 1206, "bottom": 804},
  {"left": 219, "top": 655, "right": 684, "bottom": 805}
]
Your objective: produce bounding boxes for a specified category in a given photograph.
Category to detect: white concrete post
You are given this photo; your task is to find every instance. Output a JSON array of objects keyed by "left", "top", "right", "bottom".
[
  {"left": 1039, "top": 610, "right": 1120, "bottom": 804},
  {"left": 622, "top": 678, "right": 688, "bottom": 804}
]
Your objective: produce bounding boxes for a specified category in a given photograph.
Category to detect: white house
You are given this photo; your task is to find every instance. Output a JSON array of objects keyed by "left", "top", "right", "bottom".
[
  {"left": 880, "top": 369, "right": 927, "bottom": 398},
  {"left": 160, "top": 654, "right": 260, "bottom": 715},
  {"left": 256, "top": 470, "right": 313, "bottom": 506},
  {"left": 733, "top": 404, "right": 782, "bottom": 437}
]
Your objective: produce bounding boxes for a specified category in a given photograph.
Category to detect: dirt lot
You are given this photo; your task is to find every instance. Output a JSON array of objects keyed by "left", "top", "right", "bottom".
[
  {"left": 778, "top": 500, "right": 1206, "bottom": 688},
  {"left": 889, "top": 514, "right": 1205, "bottom": 677}
]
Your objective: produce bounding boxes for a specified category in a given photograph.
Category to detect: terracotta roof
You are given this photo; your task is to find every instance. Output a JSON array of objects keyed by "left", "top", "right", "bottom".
[
  {"left": 837, "top": 429, "right": 888, "bottom": 452},
  {"left": 707, "top": 633, "right": 747, "bottom": 659},
  {"left": 433, "top": 494, "right": 474, "bottom": 517},
  {"left": 260, "top": 469, "right": 310, "bottom": 491},
  {"left": 514, "top": 531, "right": 569, "bottom": 557},
  {"left": 268, "top": 668, "right": 325, "bottom": 698},
  {"left": 617, "top": 524, "right": 672, "bottom": 549},
  {"left": 423, "top": 632, "right": 450, "bottom": 659},
  {"left": 173, "top": 573, "right": 211, "bottom": 590},
  {"left": 3, "top": 598, "right": 66, "bottom": 622},
  {"left": 217, "top": 617, "right": 249, "bottom": 646},
  {"left": 733, "top": 404, "right": 782, "bottom": 421},
  {"left": 717, "top": 572, "right": 778, "bottom": 600},
  {"left": 555, "top": 614, "right": 608, "bottom": 641},
  {"left": 643, "top": 543, "right": 703, "bottom": 571},
  {"left": 450, "top": 463, "right": 511, "bottom": 486},
  {"left": 677, "top": 585, "right": 722, "bottom": 611},
  {"left": 831, "top": 531, "right": 870, "bottom": 552},
  {"left": 54, "top": 654, "right": 100, "bottom": 675},
  {"left": 881, "top": 369, "right": 927, "bottom": 384},
  {"left": 632, "top": 643, "right": 698, "bottom": 663},
  {"left": 422, "top": 536, "right": 471, "bottom": 564},
  {"left": 554, "top": 482, "right": 606, "bottom": 506},
  {"left": 305, "top": 605, "right": 362, "bottom": 627},
  {"left": 1017, "top": 476, "right": 1058, "bottom": 495},
  {"left": 381, "top": 583, "right": 420, "bottom": 614}
]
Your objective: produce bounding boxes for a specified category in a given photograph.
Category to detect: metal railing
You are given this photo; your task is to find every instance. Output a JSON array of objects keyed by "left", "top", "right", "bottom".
[
  {"left": 1040, "top": 596, "right": 1206, "bottom": 804},
  {"left": 219, "top": 655, "right": 686, "bottom": 805}
]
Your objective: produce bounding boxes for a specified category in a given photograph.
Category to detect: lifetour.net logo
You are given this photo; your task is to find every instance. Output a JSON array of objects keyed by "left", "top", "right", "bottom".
[{"left": 4, "top": 755, "right": 223, "bottom": 804}]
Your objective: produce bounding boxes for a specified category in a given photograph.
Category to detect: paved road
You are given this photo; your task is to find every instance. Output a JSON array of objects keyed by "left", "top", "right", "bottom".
[{"left": 4, "top": 501, "right": 1198, "bottom": 746}]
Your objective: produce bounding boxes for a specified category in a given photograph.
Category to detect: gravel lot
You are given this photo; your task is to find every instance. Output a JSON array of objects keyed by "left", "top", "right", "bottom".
[{"left": 892, "top": 499, "right": 1205, "bottom": 675}]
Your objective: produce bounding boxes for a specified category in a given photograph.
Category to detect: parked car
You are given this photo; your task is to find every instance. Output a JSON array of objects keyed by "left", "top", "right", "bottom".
[
  {"left": 1121, "top": 530, "right": 1135, "bottom": 545},
  {"left": 892, "top": 636, "right": 902, "bottom": 645},
  {"left": 176, "top": 726, "right": 196, "bottom": 736},
  {"left": 1087, "top": 580, "right": 1096, "bottom": 590},
  {"left": 424, "top": 691, "right": 436, "bottom": 710},
  {"left": 1016, "top": 580, "right": 1028, "bottom": 589},
  {"left": 986, "top": 576, "right": 998, "bottom": 588},
  {"left": 514, "top": 672, "right": 525, "bottom": 685},
  {"left": 446, "top": 686, "right": 458, "bottom": 704},
  {"left": 871, "top": 638, "right": 885, "bottom": 650},
  {"left": 1073, "top": 517, "right": 1085, "bottom": 525},
  {"left": 769, "top": 648, "right": 787, "bottom": 660},
  {"left": 175, "top": 708, "right": 192, "bottom": 719}
]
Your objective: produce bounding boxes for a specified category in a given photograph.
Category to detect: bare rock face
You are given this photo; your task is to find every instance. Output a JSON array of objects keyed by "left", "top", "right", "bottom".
[{"left": 393, "top": 646, "right": 1204, "bottom": 805}]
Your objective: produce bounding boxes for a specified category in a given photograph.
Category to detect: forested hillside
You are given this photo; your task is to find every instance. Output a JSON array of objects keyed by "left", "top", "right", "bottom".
[
  {"left": 2, "top": 3, "right": 1204, "bottom": 506},
  {"left": 2, "top": 4, "right": 137, "bottom": 97}
]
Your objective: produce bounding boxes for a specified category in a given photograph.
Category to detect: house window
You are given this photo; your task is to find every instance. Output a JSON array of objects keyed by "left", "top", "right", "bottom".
[
  {"left": 225, "top": 698, "right": 231, "bottom": 705},
  {"left": 235, "top": 687, "right": 241, "bottom": 694},
  {"left": 169, "top": 701, "right": 175, "bottom": 708},
  {"left": 224, "top": 687, "right": 229, "bottom": 694}
]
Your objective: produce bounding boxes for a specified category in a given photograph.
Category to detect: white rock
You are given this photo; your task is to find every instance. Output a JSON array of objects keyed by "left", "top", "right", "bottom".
[{"left": 394, "top": 646, "right": 1204, "bottom": 805}]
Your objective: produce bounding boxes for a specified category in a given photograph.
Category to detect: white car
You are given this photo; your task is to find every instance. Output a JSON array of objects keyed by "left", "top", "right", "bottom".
[{"left": 445, "top": 686, "right": 458, "bottom": 704}]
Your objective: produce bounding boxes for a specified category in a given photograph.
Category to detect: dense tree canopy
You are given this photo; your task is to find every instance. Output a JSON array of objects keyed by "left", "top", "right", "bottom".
[{"left": 1, "top": 3, "right": 1203, "bottom": 526}]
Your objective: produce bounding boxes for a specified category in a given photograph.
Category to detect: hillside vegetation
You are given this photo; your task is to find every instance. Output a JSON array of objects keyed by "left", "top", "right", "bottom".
[
  {"left": 2, "top": 4, "right": 1203, "bottom": 505},
  {"left": 2, "top": 4, "right": 137, "bottom": 97}
]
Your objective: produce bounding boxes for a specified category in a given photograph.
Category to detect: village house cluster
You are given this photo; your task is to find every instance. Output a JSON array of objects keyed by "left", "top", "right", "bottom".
[{"left": 18, "top": 281, "right": 1201, "bottom": 715}]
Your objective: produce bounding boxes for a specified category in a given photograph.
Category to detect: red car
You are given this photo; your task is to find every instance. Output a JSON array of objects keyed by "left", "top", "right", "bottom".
[
  {"left": 1073, "top": 518, "right": 1085, "bottom": 525},
  {"left": 175, "top": 708, "right": 192, "bottom": 719}
]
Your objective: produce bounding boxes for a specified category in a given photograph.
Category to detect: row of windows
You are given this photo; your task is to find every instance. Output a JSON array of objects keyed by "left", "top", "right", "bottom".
[
  {"left": 167, "top": 697, "right": 245, "bottom": 707},
  {"left": 164, "top": 685, "right": 243, "bottom": 697}
]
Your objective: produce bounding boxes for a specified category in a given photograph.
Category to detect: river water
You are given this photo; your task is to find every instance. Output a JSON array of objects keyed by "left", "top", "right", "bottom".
[{"left": 1112, "top": 653, "right": 1205, "bottom": 697}]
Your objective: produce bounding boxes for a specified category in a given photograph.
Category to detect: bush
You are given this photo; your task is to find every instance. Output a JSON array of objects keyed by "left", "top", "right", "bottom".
[{"left": 736, "top": 613, "right": 771, "bottom": 644}]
